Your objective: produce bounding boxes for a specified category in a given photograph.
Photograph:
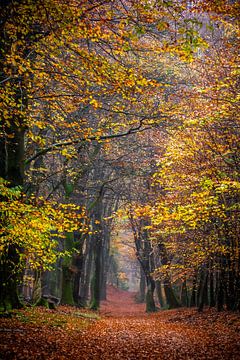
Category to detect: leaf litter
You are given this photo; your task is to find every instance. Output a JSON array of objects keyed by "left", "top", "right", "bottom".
[{"left": 0, "top": 286, "right": 239, "bottom": 359}]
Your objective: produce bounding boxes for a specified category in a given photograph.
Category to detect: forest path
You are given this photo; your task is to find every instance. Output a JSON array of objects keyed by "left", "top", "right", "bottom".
[
  {"left": 100, "top": 285, "right": 146, "bottom": 317},
  {"left": 74, "top": 286, "right": 239, "bottom": 359},
  {"left": 1, "top": 286, "right": 239, "bottom": 359}
]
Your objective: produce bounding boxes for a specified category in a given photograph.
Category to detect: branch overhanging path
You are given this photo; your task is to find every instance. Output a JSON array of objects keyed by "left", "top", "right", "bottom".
[{"left": 25, "top": 115, "right": 167, "bottom": 165}]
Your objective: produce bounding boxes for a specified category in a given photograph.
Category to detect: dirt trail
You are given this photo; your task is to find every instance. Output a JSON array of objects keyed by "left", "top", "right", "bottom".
[
  {"left": 1, "top": 286, "right": 240, "bottom": 359},
  {"left": 100, "top": 285, "right": 146, "bottom": 317},
  {"left": 74, "top": 286, "right": 239, "bottom": 359}
]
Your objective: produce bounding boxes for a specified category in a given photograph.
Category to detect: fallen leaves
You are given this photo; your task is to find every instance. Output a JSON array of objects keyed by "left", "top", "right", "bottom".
[{"left": 0, "top": 287, "right": 239, "bottom": 359}]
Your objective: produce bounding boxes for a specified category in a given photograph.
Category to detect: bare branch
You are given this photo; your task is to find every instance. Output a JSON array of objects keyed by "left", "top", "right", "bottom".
[{"left": 25, "top": 123, "right": 151, "bottom": 165}]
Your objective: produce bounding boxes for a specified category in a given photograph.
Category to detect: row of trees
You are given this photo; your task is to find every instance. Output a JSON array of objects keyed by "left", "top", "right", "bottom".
[
  {"left": 0, "top": 0, "right": 239, "bottom": 312},
  {"left": 127, "top": 0, "right": 240, "bottom": 311},
  {"left": 0, "top": 0, "right": 172, "bottom": 310}
]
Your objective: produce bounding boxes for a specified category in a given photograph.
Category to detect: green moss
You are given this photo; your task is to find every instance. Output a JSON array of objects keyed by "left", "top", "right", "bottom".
[
  {"left": 89, "top": 299, "right": 99, "bottom": 311},
  {"left": 146, "top": 290, "right": 157, "bottom": 313},
  {"left": 35, "top": 297, "right": 49, "bottom": 308},
  {"left": 61, "top": 266, "right": 74, "bottom": 305},
  {"left": 74, "top": 311, "right": 100, "bottom": 320}
]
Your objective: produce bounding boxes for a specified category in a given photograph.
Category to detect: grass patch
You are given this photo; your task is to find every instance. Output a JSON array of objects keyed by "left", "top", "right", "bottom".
[
  {"left": 0, "top": 306, "right": 99, "bottom": 332},
  {"left": 73, "top": 311, "right": 101, "bottom": 320}
]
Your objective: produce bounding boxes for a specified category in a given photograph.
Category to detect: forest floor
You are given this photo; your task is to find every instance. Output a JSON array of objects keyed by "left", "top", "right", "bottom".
[{"left": 0, "top": 286, "right": 240, "bottom": 360}]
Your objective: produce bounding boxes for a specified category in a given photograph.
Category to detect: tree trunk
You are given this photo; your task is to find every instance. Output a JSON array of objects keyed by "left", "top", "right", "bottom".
[
  {"left": 226, "top": 267, "right": 235, "bottom": 311},
  {"left": 163, "top": 278, "right": 180, "bottom": 309},
  {"left": 90, "top": 242, "right": 102, "bottom": 310},
  {"left": 80, "top": 235, "right": 93, "bottom": 306},
  {"left": 234, "top": 276, "right": 240, "bottom": 311},
  {"left": 190, "top": 271, "right": 197, "bottom": 307},
  {"left": 155, "top": 280, "right": 164, "bottom": 308},
  {"left": 0, "top": 246, "right": 22, "bottom": 310},
  {"left": 0, "top": 126, "right": 25, "bottom": 310},
  {"left": 158, "top": 242, "right": 180, "bottom": 309},
  {"left": 0, "top": 2, "right": 28, "bottom": 309},
  {"left": 90, "top": 195, "right": 103, "bottom": 310},
  {"left": 61, "top": 266, "right": 74, "bottom": 305},
  {"left": 139, "top": 266, "right": 146, "bottom": 303},
  {"left": 73, "top": 255, "right": 84, "bottom": 306},
  {"left": 198, "top": 269, "right": 208, "bottom": 312},
  {"left": 146, "top": 277, "right": 157, "bottom": 312},
  {"left": 180, "top": 278, "right": 188, "bottom": 307},
  {"left": 216, "top": 270, "right": 224, "bottom": 311},
  {"left": 100, "top": 227, "right": 110, "bottom": 301},
  {"left": 61, "top": 233, "right": 75, "bottom": 305},
  {"left": 209, "top": 267, "right": 215, "bottom": 308}
]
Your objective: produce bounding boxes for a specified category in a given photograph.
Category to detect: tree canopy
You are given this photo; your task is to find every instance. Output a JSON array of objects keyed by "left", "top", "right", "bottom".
[{"left": 0, "top": 0, "right": 239, "bottom": 312}]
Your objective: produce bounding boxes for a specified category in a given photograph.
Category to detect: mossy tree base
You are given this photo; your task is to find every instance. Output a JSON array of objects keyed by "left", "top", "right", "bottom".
[{"left": 146, "top": 288, "right": 157, "bottom": 313}]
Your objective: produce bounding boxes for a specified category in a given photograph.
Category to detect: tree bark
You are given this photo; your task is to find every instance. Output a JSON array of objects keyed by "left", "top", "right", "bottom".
[
  {"left": 216, "top": 270, "right": 224, "bottom": 311},
  {"left": 155, "top": 280, "right": 164, "bottom": 308},
  {"left": 61, "top": 233, "right": 75, "bottom": 305},
  {"left": 158, "top": 242, "right": 180, "bottom": 309},
  {"left": 146, "top": 277, "right": 157, "bottom": 312},
  {"left": 90, "top": 193, "right": 103, "bottom": 310},
  {"left": 61, "top": 266, "right": 74, "bottom": 305},
  {"left": 198, "top": 269, "right": 208, "bottom": 312},
  {"left": 138, "top": 266, "right": 146, "bottom": 303},
  {"left": 180, "top": 278, "right": 188, "bottom": 307},
  {"left": 209, "top": 266, "right": 216, "bottom": 308},
  {"left": 190, "top": 271, "right": 197, "bottom": 307},
  {"left": 0, "top": 127, "right": 25, "bottom": 309}
]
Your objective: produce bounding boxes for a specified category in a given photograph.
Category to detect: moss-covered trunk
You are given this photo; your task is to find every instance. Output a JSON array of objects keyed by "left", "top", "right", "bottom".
[
  {"left": 146, "top": 277, "right": 157, "bottom": 312},
  {"left": 61, "top": 266, "right": 74, "bottom": 305},
  {"left": 158, "top": 242, "right": 180, "bottom": 309},
  {"left": 163, "top": 279, "right": 180, "bottom": 309},
  {"left": 61, "top": 233, "right": 75, "bottom": 305},
  {"left": 155, "top": 280, "right": 164, "bottom": 308}
]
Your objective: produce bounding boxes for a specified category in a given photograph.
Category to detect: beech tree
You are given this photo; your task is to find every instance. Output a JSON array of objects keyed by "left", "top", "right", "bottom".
[
  {"left": 0, "top": 0, "right": 160, "bottom": 309},
  {"left": 1, "top": 0, "right": 238, "bottom": 313},
  {"left": 148, "top": 0, "right": 240, "bottom": 311}
]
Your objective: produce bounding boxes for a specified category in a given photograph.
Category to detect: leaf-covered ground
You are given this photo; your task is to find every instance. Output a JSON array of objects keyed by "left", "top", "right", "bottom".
[{"left": 1, "top": 286, "right": 240, "bottom": 359}]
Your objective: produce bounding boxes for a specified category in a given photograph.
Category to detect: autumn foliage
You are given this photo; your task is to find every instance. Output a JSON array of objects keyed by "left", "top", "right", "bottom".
[
  {"left": 0, "top": 286, "right": 240, "bottom": 359},
  {"left": 0, "top": 0, "right": 239, "bottom": 333}
]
